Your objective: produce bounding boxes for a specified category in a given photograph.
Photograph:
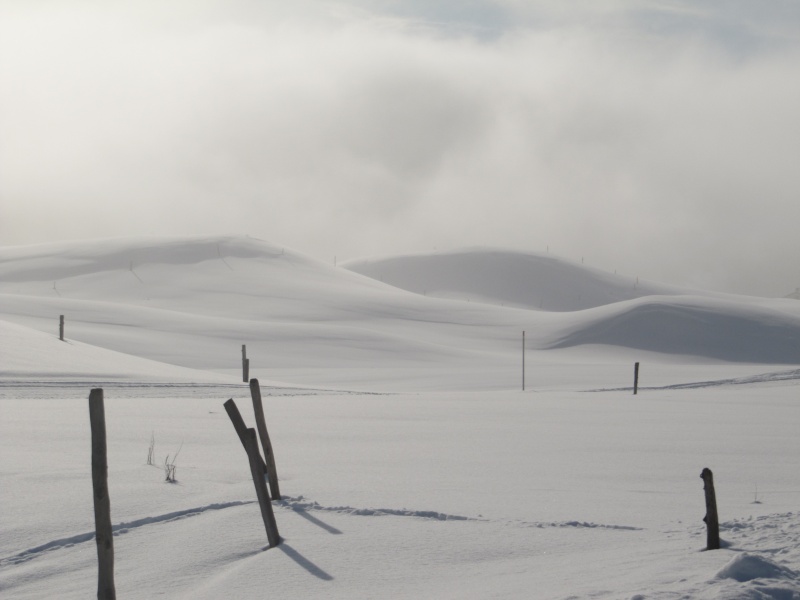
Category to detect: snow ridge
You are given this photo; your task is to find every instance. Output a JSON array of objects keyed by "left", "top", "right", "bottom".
[
  {"left": 278, "top": 495, "right": 474, "bottom": 521},
  {"left": 586, "top": 368, "right": 800, "bottom": 392},
  {"left": 0, "top": 501, "right": 254, "bottom": 566}
]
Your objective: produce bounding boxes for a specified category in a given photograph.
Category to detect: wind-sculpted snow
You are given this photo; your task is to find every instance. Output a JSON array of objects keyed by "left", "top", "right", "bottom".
[
  {"left": 0, "top": 501, "right": 255, "bottom": 566},
  {"left": 279, "top": 495, "right": 475, "bottom": 521},
  {"left": 548, "top": 296, "right": 800, "bottom": 364},
  {"left": 343, "top": 247, "right": 695, "bottom": 311},
  {"left": 279, "top": 496, "right": 643, "bottom": 531},
  {"left": 1, "top": 493, "right": 645, "bottom": 572},
  {"left": 681, "top": 513, "right": 800, "bottom": 598},
  {"left": 2, "top": 235, "right": 800, "bottom": 387},
  {"left": 0, "top": 235, "right": 287, "bottom": 281},
  {"left": 587, "top": 367, "right": 800, "bottom": 392}
]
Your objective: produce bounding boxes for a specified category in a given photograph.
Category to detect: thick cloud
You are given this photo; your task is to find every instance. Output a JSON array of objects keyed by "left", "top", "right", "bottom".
[{"left": 1, "top": 0, "right": 798, "bottom": 296}]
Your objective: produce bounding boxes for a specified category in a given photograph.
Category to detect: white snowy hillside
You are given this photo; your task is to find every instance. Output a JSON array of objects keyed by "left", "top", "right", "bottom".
[
  {"left": 1, "top": 236, "right": 799, "bottom": 395},
  {"left": 342, "top": 247, "right": 698, "bottom": 311},
  {"left": 2, "top": 234, "right": 800, "bottom": 599}
]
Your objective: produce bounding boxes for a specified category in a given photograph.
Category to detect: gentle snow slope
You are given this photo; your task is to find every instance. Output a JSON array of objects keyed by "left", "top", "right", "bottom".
[
  {"left": 1, "top": 236, "right": 799, "bottom": 392},
  {"left": 0, "top": 319, "right": 236, "bottom": 384},
  {"left": 343, "top": 247, "right": 699, "bottom": 311},
  {"left": 2, "top": 235, "right": 800, "bottom": 599}
]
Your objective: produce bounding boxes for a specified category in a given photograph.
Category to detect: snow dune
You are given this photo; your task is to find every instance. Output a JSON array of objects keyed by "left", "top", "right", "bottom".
[
  {"left": 546, "top": 295, "right": 800, "bottom": 363},
  {"left": 2, "top": 234, "right": 800, "bottom": 599},
  {"left": 1, "top": 236, "right": 799, "bottom": 392},
  {"left": 343, "top": 247, "right": 703, "bottom": 311}
]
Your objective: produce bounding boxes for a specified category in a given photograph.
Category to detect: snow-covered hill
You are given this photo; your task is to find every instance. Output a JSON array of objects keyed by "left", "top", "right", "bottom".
[
  {"left": 1, "top": 236, "right": 799, "bottom": 390},
  {"left": 342, "top": 247, "right": 703, "bottom": 311},
  {"left": 3, "top": 235, "right": 800, "bottom": 599}
]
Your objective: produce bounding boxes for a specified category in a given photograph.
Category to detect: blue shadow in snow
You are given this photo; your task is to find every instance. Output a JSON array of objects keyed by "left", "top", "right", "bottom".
[{"left": 278, "top": 542, "right": 334, "bottom": 581}]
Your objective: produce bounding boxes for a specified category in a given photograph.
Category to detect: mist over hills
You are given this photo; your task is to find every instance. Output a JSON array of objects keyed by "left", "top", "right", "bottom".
[
  {"left": 1, "top": 235, "right": 799, "bottom": 390},
  {"left": 343, "top": 248, "right": 705, "bottom": 312}
]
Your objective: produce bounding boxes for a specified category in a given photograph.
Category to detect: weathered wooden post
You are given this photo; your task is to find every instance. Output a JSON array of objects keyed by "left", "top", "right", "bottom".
[
  {"left": 244, "top": 428, "right": 281, "bottom": 548},
  {"left": 250, "top": 379, "right": 281, "bottom": 500},
  {"left": 223, "top": 398, "right": 267, "bottom": 475},
  {"left": 59, "top": 315, "right": 65, "bottom": 341},
  {"left": 701, "top": 467, "right": 720, "bottom": 550},
  {"left": 633, "top": 362, "right": 640, "bottom": 395},
  {"left": 242, "top": 345, "right": 248, "bottom": 383},
  {"left": 89, "top": 389, "right": 116, "bottom": 600}
]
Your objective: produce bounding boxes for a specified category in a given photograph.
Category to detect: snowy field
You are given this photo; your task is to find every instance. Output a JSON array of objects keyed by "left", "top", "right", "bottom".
[{"left": 2, "top": 235, "right": 799, "bottom": 599}]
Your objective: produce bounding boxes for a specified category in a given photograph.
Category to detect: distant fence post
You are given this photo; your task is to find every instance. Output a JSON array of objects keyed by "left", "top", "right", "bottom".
[
  {"left": 244, "top": 428, "right": 281, "bottom": 547},
  {"left": 59, "top": 315, "right": 65, "bottom": 341},
  {"left": 701, "top": 468, "right": 720, "bottom": 550},
  {"left": 89, "top": 389, "right": 116, "bottom": 600},
  {"left": 223, "top": 399, "right": 267, "bottom": 475},
  {"left": 242, "top": 345, "right": 248, "bottom": 383},
  {"left": 522, "top": 331, "right": 526, "bottom": 391},
  {"left": 633, "top": 362, "right": 640, "bottom": 395},
  {"left": 250, "top": 379, "right": 281, "bottom": 500}
]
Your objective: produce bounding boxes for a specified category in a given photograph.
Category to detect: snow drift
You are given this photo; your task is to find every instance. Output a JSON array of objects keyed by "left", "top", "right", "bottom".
[
  {"left": 1, "top": 235, "right": 799, "bottom": 388},
  {"left": 343, "top": 247, "right": 695, "bottom": 311}
]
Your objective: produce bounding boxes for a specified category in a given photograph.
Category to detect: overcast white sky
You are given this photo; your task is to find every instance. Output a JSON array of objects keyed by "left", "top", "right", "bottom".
[{"left": 1, "top": 0, "right": 799, "bottom": 296}]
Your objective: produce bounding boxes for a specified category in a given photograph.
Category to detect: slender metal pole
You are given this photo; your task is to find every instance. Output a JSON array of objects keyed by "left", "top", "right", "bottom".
[{"left": 522, "top": 331, "right": 525, "bottom": 391}]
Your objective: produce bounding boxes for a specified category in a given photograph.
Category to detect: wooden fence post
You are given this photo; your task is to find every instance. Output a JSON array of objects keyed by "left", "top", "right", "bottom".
[
  {"left": 242, "top": 345, "right": 248, "bottom": 383},
  {"left": 223, "top": 399, "right": 267, "bottom": 475},
  {"left": 59, "top": 315, "right": 65, "bottom": 341},
  {"left": 89, "top": 389, "right": 116, "bottom": 600},
  {"left": 244, "top": 428, "right": 281, "bottom": 548},
  {"left": 701, "top": 467, "right": 720, "bottom": 550},
  {"left": 250, "top": 379, "right": 281, "bottom": 500},
  {"left": 633, "top": 362, "right": 640, "bottom": 395}
]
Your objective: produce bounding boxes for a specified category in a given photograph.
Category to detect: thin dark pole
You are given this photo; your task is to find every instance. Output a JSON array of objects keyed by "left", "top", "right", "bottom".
[
  {"left": 522, "top": 331, "right": 525, "bottom": 391},
  {"left": 223, "top": 399, "right": 267, "bottom": 475},
  {"left": 250, "top": 379, "right": 281, "bottom": 500},
  {"left": 89, "top": 389, "right": 116, "bottom": 600},
  {"left": 633, "top": 362, "right": 640, "bottom": 395},
  {"left": 245, "top": 428, "right": 280, "bottom": 547}
]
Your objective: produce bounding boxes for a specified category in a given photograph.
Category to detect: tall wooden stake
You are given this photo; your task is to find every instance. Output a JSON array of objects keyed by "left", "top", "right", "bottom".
[
  {"left": 59, "top": 315, "right": 65, "bottom": 341},
  {"left": 633, "top": 362, "right": 640, "bottom": 395},
  {"left": 242, "top": 345, "right": 248, "bottom": 383},
  {"left": 244, "top": 428, "right": 280, "bottom": 547},
  {"left": 250, "top": 379, "right": 281, "bottom": 500},
  {"left": 89, "top": 389, "right": 116, "bottom": 600},
  {"left": 522, "top": 330, "right": 525, "bottom": 391},
  {"left": 223, "top": 399, "right": 267, "bottom": 475},
  {"left": 701, "top": 468, "right": 720, "bottom": 550}
]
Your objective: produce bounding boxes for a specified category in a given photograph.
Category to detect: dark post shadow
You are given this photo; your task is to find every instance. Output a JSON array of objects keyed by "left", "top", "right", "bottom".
[
  {"left": 279, "top": 543, "right": 334, "bottom": 581},
  {"left": 291, "top": 508, "right": 343, "bottom": 535}
]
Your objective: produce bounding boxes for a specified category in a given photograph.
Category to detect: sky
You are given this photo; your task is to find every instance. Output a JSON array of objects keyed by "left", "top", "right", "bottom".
[{"left": 1, "top": 0, "right": 799, "bottom": 297}]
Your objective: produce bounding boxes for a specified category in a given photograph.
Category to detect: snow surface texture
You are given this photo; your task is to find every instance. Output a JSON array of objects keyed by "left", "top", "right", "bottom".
[{"left": 1, "top": 234, "right": 800, "bottom": 599}]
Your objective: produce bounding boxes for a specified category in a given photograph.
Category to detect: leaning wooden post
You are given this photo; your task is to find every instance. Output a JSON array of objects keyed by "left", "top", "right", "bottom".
[
  {"left": 633, "top": 362, "right": 640, "bottom": 395},
  {"left": 223, "top": 398, "right": 267, "bottom": 475},
  {"left": 59, "top": 315, "right": 65, "bottom": 341},
  {"left": 701, "top": 467, "right": 720, "bottom": 550},
  {"left": 89, "top": 389, "right": 116, "bottom": 600},
  {"left": 242, "top": 345, "right": 248, "bottom": 383},
  {"left": 244, "top": 428, "right": 280, "bottom": 547},
  {"left": 250, "top": 379, "right": 281, "bottom": 500}
]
